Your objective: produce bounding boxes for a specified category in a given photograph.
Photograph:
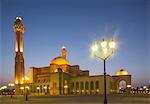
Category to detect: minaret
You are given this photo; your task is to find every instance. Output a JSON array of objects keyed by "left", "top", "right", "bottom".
[
  {"left": 14, "top": 16, "right": 25, "bottom": 84},
  {"left": 61, "top": 46, "right": 66, "bottom": 59}
]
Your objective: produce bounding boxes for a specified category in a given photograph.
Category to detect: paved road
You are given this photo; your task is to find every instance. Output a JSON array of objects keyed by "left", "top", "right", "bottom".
[{"left": 0, "top": 94, "right": 149, "bottom": 104}]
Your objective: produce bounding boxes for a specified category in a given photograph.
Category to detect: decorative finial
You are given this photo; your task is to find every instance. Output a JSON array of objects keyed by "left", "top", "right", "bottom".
[{"left": 61, "top": 46, "right": 66, "bottom": 58}]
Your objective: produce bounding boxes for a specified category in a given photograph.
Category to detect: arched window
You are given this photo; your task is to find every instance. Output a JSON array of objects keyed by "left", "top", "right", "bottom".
[
  {"left": 76, "top": 82, "right": 79, "bottom": 90},
  {"left": 90, "top": 81, "right": 94, "bottom": 90},
  {"left": 80, "top": 82, "right": 84, "bottom": 90},
  {"left": 85, "top": 81, "right": 89, "bottom": 90},
  {"left": 95, "top": 81, "right": 99, "bottom": 89},
  {"left": 72, "top": 82, "right": 74, "bottom": 89}
]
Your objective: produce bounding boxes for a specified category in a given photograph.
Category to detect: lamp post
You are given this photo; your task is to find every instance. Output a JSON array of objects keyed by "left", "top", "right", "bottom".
[
  {"left": 91, "top": 38, "right": 116, "bottom": 104},
  {"left": 22, "top": 76, "right": 29, "bottom": 101}
]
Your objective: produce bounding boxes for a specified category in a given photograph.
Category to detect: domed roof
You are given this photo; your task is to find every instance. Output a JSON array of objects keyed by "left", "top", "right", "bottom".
[
  {"left": 116, "top": 69, "right": 129, "bottom": 76},
  {"left": 50, "top": 57, "right": 70, "bottom": 65}
]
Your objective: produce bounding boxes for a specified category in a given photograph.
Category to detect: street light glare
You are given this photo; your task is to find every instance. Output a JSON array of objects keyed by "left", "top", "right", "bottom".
[
  {"left": 109, "top": 39, "right": 116, "bottom": 49},
  {"left": 91, "top": 42, "right": 98, "bottom": 53},
  {"left": 103, "top": 48, "right": 108, "bottom": 54},
  {"left": 22, "top": 77, "right": 24, "bottom": 81},
  {"left": 101, "top": 39, "right": 107, "bottom": 48}
]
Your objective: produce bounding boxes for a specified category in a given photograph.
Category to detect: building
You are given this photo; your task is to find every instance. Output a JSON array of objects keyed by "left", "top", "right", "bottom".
[
  {"left": 14, "top": 16, "right": 25, "bottom": 84},
  {"left": 14, "top": 17, "right": 131, "bottom": 95}
]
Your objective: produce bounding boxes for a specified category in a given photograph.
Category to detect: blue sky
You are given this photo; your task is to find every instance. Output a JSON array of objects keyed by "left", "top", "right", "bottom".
[{"left": 0, "top": 0, "right": 149, "bottom": 87}]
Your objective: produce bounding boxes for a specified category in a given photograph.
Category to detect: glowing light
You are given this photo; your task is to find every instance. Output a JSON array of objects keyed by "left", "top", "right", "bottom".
[
  {"left": 127, "top": 85, "right": 131, "bottom": 88},
  {"left": 20, "top": 47, "right": 23, "bottom": 52},
  {"left": 101, "top": 39, "right": 107, "bottom": 48},
  {"left": 22, "top": 77, "right": 24, "bottom": 81},
  {"left": 8, "top": 83, "right": 15, "bottom": 86},
  {"left": 91, "top": 42, "right": 98, "bottom": 52},
  {"left": 1, "top": 86, "right": 7, "bottom": 89},
  {"left": 15, "top": 80, "right": 18, "bottom": 84},
  {"left": 109, "top": 39, "right": 116, "bottom": 49},
  {"left": 62, "top": 46, "right": 66, "bottom": 49},
  {"left": 64, "top": 85, "right": 68, "bottom": 89},
  {"left": 25, "top": 86, "right": 29, "bottom": 89},
  {"left": 25, "top": 76, "right": 29, "bottom": 81},
  {"left": 15, "top": 48, "right": 18, "bottom": 52},
  {"left": 36, "top": 87, "right": 40, "bottom": 90},
  {"left": 103, "top": 48, "right": 108, "bottom": 54},
  {"left": 21, "top": 81, "right": 24, "bottom": 84},
  {"left": 54, "top": 69, "right": 58, "bottom": 72},
  {"left": 16, "top": 16, "right": 22, "bottom": 20},
  {"left": 43, "top": 86, "right": 47, "bottom": 89},
  {"left": 96, "top": 89, "right": 99, "bottom": 92},
  {"left": 20, "top": 87, "right": 24, "bottom": 90}
]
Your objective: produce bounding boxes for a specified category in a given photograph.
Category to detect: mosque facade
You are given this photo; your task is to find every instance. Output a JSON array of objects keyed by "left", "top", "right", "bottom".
[{"left": 14, "top": 17, "right": 131, "bottom": 95}]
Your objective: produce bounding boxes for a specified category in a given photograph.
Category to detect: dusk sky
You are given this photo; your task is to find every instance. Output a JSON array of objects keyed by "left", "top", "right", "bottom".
[{"left": 0, "top": 0, "right": 149, "bottom": 87}]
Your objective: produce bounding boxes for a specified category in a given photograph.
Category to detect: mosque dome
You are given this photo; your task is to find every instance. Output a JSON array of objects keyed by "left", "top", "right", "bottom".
[
  {"left": 50, "top": 57, "right": 70, "bottom": 65},
  {"left": 116, "top": 69, "right": 129, "bottom": 76}
]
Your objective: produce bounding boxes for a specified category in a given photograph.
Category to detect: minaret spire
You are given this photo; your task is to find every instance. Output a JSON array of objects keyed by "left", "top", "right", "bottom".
[
  {"left": 14, "top": 16, "right": 25, "bottom": 84},
  {"left": 61, "top": 46, "right": 66, "bottom": 59}
]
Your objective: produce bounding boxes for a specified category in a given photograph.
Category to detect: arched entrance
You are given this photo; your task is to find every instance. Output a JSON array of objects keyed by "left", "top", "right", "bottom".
[
  {"left": 118, "top": 80, "right": 126, "bottom": 93},
  {"left": 113, "top": 75, "right": 131, "bottom": 93}
]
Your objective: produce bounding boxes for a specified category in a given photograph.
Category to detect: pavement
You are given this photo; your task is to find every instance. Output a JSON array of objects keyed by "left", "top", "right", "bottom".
[{"left": 0, "top": 94, "right": 149, "bottom": 104}]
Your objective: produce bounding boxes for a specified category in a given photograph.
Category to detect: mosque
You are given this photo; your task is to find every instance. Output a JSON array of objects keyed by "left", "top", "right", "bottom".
[{"left": 14, "top": 16, "right": 131, "bottom": 95}]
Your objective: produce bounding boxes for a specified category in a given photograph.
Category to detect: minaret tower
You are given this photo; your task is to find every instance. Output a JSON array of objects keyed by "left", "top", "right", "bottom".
[
  {"left": 14, "top": 16, "right": 25, "bottom": 84},
  {"left": 61, "top": 46, "right": 67, "bottom": 59}
]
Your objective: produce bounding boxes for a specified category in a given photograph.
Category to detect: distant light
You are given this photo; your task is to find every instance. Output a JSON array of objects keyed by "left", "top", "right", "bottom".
[
  {"left": 22, "top": 77, "right": 24, "bottom": 81},
  {"left": 101, "top": 39, "right": 107, "bottom": 48},
  {"left": 36, "top": 87, "right": 40, "bottom": 90},
  {"left": 15, "top": 80, "right": 18, "bottom": 84},
  {"left": 91, "top": 42, "right": 98, "bottom": 52},
  {"left": 96, "top": 89, "right": 99, "bottom": 92},
  {"left": 62, "top": 46, "right": 66, "bottom": 49},
  {"left": 64, "top": 85, "right": 68, "bottom": 88},
  {"left": 109, "top": 39, "right": 116, "bottom": 49},
  {"left": 103, "top": 48, "right": 108, "bottom": 54},
  {"left": 127, "top": 85, "right": 131, "bottom": 88},
  {"left": 43, "top": 86, "right": 47, "bottom": 89},
  {"left": 25, "top": 86, "right": 30, "bottom": 89},
  {"left": 25, "top": 76, "right": 29, "bottom": 80},
  {"left": 8, "top": 83, "right": 15, "bottom": 87},
  {"left": 16, "top": 16, "right": 22, "bottom": 20},
  {"left": 20, "top": 87, "right": 24, "bottom": 90}
]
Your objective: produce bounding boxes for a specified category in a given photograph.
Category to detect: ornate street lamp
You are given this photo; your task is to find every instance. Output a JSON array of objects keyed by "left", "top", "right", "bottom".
[{"left": 91, "top": 38, "right": 116, "bottom": 104}]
